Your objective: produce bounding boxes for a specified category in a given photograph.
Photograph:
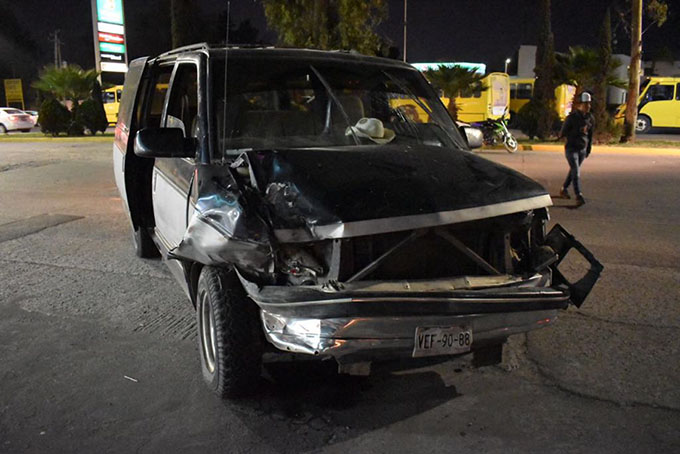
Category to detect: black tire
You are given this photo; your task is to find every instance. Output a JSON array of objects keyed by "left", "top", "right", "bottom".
[
  {"left": 635, "top": 115, "right": 651, "bottom": 134},
  {"left": 196, "top": 266, "right": 264, "bottom": 398},
  {"left": 0, "top": 124, "right": 7, "bottom": 134},
  {"left": 503, "top": 134, "right": 518, "bottom": 153},
  {"left": 132, "top": 225, "right": 159, "bottom": 258},
  {"left": 20, "top": 129, "right": 31, "bottom": 133}
]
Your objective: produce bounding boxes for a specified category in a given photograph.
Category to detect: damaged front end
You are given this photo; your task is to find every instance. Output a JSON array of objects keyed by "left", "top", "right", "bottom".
[
  {"left": 168, "top": 144, "right": 602, "bottom": 370},
  {"left": 238, "top": 211, "right": 602, "bottom": 368}
]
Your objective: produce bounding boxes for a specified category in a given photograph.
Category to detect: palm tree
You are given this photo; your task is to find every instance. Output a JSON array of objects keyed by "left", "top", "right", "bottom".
[
  {"left": 33, "top": 65, "right": 100, "bottom": 107},
  {"left": 555, "top": 46, "right": 626, "bottom": 102},
  {"left": 423, "top": 65, "right": 485, "bottom": 121}
]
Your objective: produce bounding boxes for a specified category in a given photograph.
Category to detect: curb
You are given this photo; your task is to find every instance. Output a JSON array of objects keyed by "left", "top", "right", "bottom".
[{"left": 521, "top": 144, "right": 680, "bottom": 156}]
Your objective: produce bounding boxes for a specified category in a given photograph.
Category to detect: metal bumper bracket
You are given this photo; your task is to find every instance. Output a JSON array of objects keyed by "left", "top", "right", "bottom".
[{"left": 545, "top": 224, "right": 604, "bottom": 307}]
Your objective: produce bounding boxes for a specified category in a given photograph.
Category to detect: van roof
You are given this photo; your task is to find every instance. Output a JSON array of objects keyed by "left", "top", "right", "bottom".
[{"left": 154, "top": 42, "right": 413, "bottom": 70}]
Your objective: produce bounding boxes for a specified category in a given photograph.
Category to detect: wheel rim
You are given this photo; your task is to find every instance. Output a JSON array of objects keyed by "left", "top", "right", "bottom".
[
  {"left": 635, "top": 118, "right": 647, "bottom": 132},
  {"left": 199, "top": 290, "right": 217, "bottom": 374}
]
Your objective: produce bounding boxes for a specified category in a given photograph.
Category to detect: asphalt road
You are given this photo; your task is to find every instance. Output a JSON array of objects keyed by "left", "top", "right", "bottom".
[
  {"left": 509, "top": 127, "right": 680, "bottom": 142},
  {"left": 1, "top": 142, "right": 679, "bottom": 453}
]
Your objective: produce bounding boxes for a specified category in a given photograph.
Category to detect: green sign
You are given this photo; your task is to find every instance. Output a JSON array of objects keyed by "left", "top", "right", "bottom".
[
  {"left": 97, "top": 0, "right": 124, "bottom": 25},
  {"left": 100, "top": 42, "right": 126, "bottom": 54}
]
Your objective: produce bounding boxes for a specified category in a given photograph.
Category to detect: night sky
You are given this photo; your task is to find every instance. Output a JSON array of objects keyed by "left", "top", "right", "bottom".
[{"left": 3, "top": 0, "right": 680, "bottom": 78}]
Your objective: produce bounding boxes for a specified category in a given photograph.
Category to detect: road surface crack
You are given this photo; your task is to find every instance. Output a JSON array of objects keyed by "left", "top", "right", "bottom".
[
  {"left": 0, "top": 160, "right": 62, "bottom": 173},
  {"left": 564, "top": 310, "right": 680, "bottom": 330},
  {"left": 0, "top": 257, "right": 172, "bottom": 280}
]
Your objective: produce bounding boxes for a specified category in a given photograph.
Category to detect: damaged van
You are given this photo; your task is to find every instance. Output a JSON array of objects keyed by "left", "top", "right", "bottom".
[{"left": 113, "top": 44, "right": 602, "bottom": 399}]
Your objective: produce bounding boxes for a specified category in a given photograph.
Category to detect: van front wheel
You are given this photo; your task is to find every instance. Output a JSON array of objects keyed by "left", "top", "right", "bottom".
[
  {"left": 635, "top": 115, "right": 651, "bottom": 134},
  {"left": 196, "top": 266, "right": 263, "bottom": 399}
]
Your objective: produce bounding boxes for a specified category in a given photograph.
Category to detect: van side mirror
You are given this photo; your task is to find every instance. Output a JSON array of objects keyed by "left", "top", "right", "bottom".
[
  {"left": 461, "top": 126, "right": 484, "bottom": 149},
  {"left": 134, "top": 127, "right": 197, "bottom": 158}
]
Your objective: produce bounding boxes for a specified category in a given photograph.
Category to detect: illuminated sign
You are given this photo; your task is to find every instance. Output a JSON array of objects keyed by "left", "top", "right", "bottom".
[
  {"left": 100, "top": 42, "right": 126, "bottom": 54},
  {"left": 101, "top": 62, "right": 129, "bottom": 73},
  {"left": 97, "top": 0, "right": 124, "bottom": 25},
  {"left": 98, "top": 22, "right": 124, "bottom": 34},
  {"left": 98, "top": 32, "right": 124, "bottom": 44},
  {"left": 101, "top": 53, "right": 123, "bottom": 61},
  {"left": 91, "top": 0, "right": 128, "bottom": 73}
]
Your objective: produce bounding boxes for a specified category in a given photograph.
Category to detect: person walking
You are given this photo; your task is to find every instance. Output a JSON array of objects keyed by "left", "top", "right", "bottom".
[{"left": 559, "top": 92, "right": 594, "bottom": 206}]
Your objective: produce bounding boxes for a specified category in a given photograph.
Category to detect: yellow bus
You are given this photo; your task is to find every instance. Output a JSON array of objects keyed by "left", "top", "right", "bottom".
[
  {"left": 509, "top": 78, "right": 576, "bottom": 121},
  {"left": 455, "top": 72, "right": 510, "bottom": 123},
  {"left": 392, "top": 72, "right": 510, "bottom": 123},
  {"left": 615, "top": 77, "right": 680, "bottom": 132},
  {"left": 103, "top": 85, "right": 124, "bottom": 125}
]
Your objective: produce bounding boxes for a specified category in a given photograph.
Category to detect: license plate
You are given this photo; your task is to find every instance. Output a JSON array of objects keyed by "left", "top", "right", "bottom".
[{"left": 412, "top": 326, "right": 472, "bottom": 358}]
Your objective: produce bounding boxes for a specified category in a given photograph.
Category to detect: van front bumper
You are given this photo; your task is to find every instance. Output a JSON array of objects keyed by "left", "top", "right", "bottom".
[
  {"left": 260, "top": 307, "right": 560, "bottom": 363},
  {"left": 241, "top": 274, "right": 570, "bottom": 363}
]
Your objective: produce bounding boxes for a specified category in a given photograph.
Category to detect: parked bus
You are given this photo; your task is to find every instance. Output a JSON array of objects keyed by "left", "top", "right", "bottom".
[
  {"left": 455, "top": 72, "right": 510, "bottom": 123},
  {"left": 103, "top": 85, "right": 124, "bottom": 125},
  {"left": 393, "top": 72, "right": 510, "bottom": 123},
  {"left": 509, "top": 78, "right": 576, "bottom": 121},
  {"left": 615, "top": 76, "right": 680, "bottom": 132}
]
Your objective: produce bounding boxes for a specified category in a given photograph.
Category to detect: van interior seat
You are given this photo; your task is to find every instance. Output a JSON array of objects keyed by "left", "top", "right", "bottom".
[
  {"left": 239, "top": 110, "right": 322, "bottom": 138},
  {"left": 331, "top": 95, "right": 365, "bottom": 127}
]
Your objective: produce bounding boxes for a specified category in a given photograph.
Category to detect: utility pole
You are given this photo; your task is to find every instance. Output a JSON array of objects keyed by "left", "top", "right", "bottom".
[
  {"left": 403, "top": 0, "right": 407, "bottom": 62},
  {"left": 49, "top": 30, "right": 63, "bottom": 67}
]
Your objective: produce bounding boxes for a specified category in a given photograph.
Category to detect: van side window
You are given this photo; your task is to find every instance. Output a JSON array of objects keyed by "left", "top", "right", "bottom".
[
  {"left": 165, "top": 64, "right": 199, "bottom": 137},
  {"left": 143, "top": 65, "right": 173, "bottom": 129},
  {"left": 510, "top": 83, "right": 517, "bottom": 99},
  {"left": 676, "top": 84, "right": 680, "bottom": 100},
  {"left": 646, "top": 84, "right": 674, "bottom": 101}
]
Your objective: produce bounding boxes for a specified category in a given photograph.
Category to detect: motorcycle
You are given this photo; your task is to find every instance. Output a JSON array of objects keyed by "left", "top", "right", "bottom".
[{"left": 471, "top": 115, "right": 518, "bottom": 153}]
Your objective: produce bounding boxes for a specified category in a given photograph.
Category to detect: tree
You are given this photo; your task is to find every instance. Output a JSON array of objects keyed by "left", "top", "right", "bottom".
[
  {"left": 262, "top": 0, "right": 387, "bottom": 55},
  {"left": 423, "top": 65, "right": 485, "bottom": 121},
  {"left": 531, "top": 0, "right": 557, "bottom": 139},
  {"left": 555, "top": 47, "right": 626, "bottom": 97},
  {"left": 593, "top": 7, "right": 614, "bottom": 138},
  {"left": 171, "top": 0, "right": 195, "bottom": 48},
  {"left": 38, "top": 98, "right": 70, "bottom": 136},
  {"left": 32, "top": 65, "right": 99, "bottom": 106},
  {"left": 619, "top": 0, "right": 668, "bottom": 142},
  {"left": 76, "top": 81, "right": 108, "bottom": 135},
  {"left": 32, "top": 65, "right": 101, "bottom": 136},
  {"left": 207, "top": 16, "right": 262, "bottom": 45}
]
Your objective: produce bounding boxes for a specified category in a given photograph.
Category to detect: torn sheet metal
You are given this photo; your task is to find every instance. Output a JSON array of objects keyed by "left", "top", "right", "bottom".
[
  {"left": 244, "top": 144, "right": 552, "bottom": 241},
  {"left": 170, "top": 166, "right": 274, "bottom": 275}
]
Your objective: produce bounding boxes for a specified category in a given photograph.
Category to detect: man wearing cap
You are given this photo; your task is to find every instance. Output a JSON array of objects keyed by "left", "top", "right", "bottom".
[{"left": 558, "top": 92, "right": 594, "bottom": 206}]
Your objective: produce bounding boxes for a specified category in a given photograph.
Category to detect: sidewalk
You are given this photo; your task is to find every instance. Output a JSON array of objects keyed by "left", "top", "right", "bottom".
[{"left": 521, "top": 143, "right": 680, "bottom": 156}]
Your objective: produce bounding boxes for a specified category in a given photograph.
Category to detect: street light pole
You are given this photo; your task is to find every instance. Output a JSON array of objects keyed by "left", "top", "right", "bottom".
[
  {"left": 403, "top": 0, "right": 407, "bottom": 62},
  {"left": 504, "top": 58, "right": 511, "bottom": 74}
]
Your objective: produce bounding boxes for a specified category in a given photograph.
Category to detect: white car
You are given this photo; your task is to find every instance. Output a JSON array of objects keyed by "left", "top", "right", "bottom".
[
  {"left": 0, "top": 108, "right": 33, "bottom": 133},
  {"left": 25, "top": 110, "right": 39, "bottom": 126}
]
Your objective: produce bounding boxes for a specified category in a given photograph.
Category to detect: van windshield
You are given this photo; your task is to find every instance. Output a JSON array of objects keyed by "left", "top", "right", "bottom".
[{"left": 211, "top": 57, "right": 468, "bottom": 156}]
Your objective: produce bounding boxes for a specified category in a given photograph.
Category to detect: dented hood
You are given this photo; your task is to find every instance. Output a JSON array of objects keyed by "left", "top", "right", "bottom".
[{"left": 245, "top": 145, "right": 551, "bottom": 242}]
